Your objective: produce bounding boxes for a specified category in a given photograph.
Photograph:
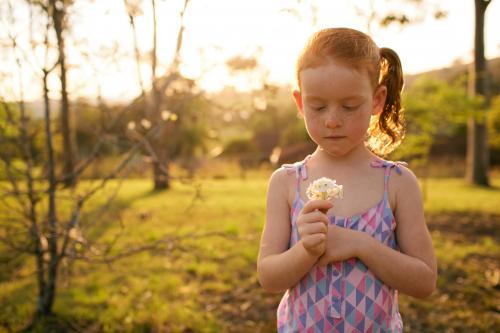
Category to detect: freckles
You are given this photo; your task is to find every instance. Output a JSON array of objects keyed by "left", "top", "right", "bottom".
[{"left": 348, "top": 115, "right": 371, "bottom": 135}]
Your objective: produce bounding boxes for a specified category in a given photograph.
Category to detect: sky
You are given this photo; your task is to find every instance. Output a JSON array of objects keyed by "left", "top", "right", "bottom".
[{"left": 1, "top": 0, "right": 499, "bottom": 102}]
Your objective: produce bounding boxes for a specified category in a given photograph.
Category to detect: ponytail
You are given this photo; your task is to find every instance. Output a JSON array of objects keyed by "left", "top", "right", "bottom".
[
  {"left": 295, "top": 28, "right": 406, "bottom": 155},
  {"left": 368, "top": 47, "right": 405, "bottom": 155}
]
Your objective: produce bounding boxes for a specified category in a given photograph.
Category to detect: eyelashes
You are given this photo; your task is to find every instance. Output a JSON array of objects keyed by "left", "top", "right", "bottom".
[
  {"left": 342, "top": 105, "right": 360, "bottom": 111},
  {"left": 311, "top": 105, "right": 360, "bottom": 112}
]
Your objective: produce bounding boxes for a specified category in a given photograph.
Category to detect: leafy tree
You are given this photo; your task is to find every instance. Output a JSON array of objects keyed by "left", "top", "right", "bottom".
[
  {"left": 466, "top": 0, "right": 493, "bottom": 186},
  {"left": 488, "top": 96, "right": 500, "bottom": 153},
  {"left": 392, "top": 77, "right": 480, "bottom": 165}
]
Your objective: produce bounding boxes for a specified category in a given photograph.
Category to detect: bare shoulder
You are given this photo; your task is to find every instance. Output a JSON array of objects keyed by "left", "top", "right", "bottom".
[
  {"left": 267, "top": 166, "right": 296, "bottom": 206},
  {"left": 268, "top": 166, "right": 289, "bottom": 186},
  {"left": 387, "top": 163, "right": 423, "bottom": 211},
  {"left": 391, "top": 164, "right": 420, "bottom": 190}
]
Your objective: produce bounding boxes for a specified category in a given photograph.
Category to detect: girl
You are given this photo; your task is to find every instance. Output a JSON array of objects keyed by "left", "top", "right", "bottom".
[{"left": 257, "top": 28, "right": 437, "bottom": 332}]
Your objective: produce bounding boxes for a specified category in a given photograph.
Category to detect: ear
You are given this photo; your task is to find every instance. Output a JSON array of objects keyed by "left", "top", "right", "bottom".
[
  {"left": 292, "top": 89, "right": 305, "bottom": 117},
  {"left": 372, "top": 85, "right": 387, "bottom": 116}
]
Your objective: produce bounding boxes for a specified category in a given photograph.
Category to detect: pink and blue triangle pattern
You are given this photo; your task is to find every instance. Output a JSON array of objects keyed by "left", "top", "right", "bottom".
[{"left": 277, "top": 158, "right": 404, "bottom": 332}]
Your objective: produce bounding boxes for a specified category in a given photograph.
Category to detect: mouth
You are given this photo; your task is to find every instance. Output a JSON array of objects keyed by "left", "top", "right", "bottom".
[{"left": 325, "top": 136, "right": 346, "bottom": 139}]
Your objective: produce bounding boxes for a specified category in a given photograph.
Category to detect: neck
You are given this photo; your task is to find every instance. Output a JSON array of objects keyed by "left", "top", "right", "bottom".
[{"left": 312, "top": 144, "right": 378, "bottom": 169}]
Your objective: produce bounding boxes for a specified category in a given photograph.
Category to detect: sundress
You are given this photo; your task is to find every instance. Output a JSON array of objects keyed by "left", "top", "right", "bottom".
[{"left": 277, "top": 157, "right": 406, "bottom": 333}]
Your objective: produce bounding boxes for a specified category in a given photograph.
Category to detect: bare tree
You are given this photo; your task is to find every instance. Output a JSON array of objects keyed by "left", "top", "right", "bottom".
[
  {"left": 46, "top": 0, "right": 77, "bottom": 187},
  {"left": 0, "top": 1, "right": 60, "bottom": 317},
  {"left": 352, "top": 0, "right": 447, "bottom": 36},
  {"left": 466, "top": 0, "right": 492, "bottom": 186},
  {"left": 124, "top": 0, "right": 191, "bottom": 190},
  {"left": 0, "top": 0, "right": 191, "bottom": 323}
]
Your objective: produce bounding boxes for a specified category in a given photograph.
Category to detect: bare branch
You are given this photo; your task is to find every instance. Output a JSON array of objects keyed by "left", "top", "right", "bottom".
[
  {"left": 0, "top": 234, "right": 35, "bottom": 254},
  {"left": 58, "top": 199, "right": 82, "bottom": 261},
  {"left": 0, "top": 196, "right": 34, "bottom": 223},
  {"left": 0, "top": 157, "right": 29, "bottom": 213},
  {"left": 77, "top": 121, "right": 165, "bottom": 202},
  {"left": 171, "top": 0, "right": 190, "bottom": 69},
  {"left": 124, "top": 0, "right": 147, "bottom": 99},
  {"left": 74, "top": 231, "right": 238, "bottom": 265},
  {"left": 55, "top": 100, "right": 146, "bottom": 186}
]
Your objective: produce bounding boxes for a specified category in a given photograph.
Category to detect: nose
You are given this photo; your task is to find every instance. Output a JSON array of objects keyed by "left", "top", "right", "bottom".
[{"left": 324, "top": 109, "right": 342, "bottom": 128}]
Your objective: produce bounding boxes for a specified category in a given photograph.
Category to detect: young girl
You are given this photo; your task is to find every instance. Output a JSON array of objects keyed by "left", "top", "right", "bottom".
[{"left": 257, "top": 28, "right": 437, "bottom": 332}]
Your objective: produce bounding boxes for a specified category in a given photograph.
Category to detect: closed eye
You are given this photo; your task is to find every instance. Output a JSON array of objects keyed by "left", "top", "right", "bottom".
[
  {"left": 312, "top": 106, "right": 327, "bottom": 112},
  {"left": 342, "top": 105, "right": 360, "bottom": 111}
]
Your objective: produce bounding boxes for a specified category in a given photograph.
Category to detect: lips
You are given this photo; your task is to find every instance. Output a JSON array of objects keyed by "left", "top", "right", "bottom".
[{"left": 325, "top": 136, "right": 345, "bottom": 139}]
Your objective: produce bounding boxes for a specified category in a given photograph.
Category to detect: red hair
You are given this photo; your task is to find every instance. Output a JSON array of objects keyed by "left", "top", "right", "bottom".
[{"left": 296, "top": 28, "right": 405, "bottom": 155}]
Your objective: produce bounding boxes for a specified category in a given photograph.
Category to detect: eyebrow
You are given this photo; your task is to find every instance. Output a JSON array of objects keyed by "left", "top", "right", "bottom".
[
  {"left": 303, "top": 94, "right": 366, "bottom": 101},
  {"left": 303, "top": 95, "right": 325, "bottom": 102}
]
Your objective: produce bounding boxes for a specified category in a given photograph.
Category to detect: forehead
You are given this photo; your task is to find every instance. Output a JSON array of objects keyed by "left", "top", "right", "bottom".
[{"left": 299, "top": 61, "right": 372, "bottom": 100}]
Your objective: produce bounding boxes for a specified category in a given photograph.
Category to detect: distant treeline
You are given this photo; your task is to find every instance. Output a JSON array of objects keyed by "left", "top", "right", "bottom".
[{"left": 2, "top": 59, "right": 500, "bottom": 180}]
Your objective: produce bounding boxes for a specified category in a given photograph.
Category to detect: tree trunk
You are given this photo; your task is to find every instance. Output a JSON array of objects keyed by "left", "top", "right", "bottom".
[
  {"left": 17, "top": 52, "right": 46, "bottom": 320},
  {"left": 466, "top": 0, "right": 491, "bottom": 186},
  {"left": 150, "top": 0, "right": 170, "bottom": 190},
  {"left": 51, "top": 0, "right": 76, "bottom": 187},
  {"left": 36, "top": 70, "right": 59, "bottom": 318},
  {"left": 153, "top": 158, "right": 170, "bottom": 190},
  {"left": 125, "top": 0, "right": 190, "bottom": 191}
]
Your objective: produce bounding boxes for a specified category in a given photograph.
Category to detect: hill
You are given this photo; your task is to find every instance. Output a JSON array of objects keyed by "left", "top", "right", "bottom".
[{"left": 405, "top": 56, "right": 500, "bottom": 95}]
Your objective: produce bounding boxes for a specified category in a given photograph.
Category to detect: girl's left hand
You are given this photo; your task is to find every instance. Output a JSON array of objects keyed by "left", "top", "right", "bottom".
[{"left": 317, "top": 224, "right": 367, "bottom": 266}]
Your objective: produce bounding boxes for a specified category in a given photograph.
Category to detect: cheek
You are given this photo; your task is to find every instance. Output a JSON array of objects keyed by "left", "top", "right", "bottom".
[
  {"left": 304, "top": 118, "right": 320, "bottom": 135},
  {"left": 348, "top": 112, "right": 371, "bottom": 134},
  {"left": 304, "top": 112, "right": 323, "bottom": 130}
]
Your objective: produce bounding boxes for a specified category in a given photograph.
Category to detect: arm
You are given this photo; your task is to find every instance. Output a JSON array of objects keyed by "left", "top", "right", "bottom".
[
  {"left": 356, "top": 168, "right": 437, "bottom": 298},
  {"left": 257, "top": 168, "right": 331, "bottom": 293},
  {"left": 318, "top": 167, "right": 437, "bottom": 298}
]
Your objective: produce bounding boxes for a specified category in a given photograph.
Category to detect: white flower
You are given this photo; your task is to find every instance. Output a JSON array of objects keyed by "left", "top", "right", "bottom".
[{"left": 306, "top": 177, "right": 343, "bottom": 201}]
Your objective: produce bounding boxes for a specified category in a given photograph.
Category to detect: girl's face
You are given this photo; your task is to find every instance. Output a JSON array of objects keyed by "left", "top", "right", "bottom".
[{"left": 293, "top": 60, "right": 387, "bottom": 158}]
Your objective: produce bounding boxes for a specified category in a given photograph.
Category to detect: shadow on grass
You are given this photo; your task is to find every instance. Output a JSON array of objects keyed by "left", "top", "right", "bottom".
[
  {"left": 16, "top": 314, "right": 88, "bottom": 333},
  {"left": 398, "top": 211, "right": 500, "bottom": 333},
  {"left": 83, "top": 179, "right": 201, "bottom": 238},
  {"left": 214, "top": 210, "right": 500, "bottom": 333},
  {"left": 0, "top": 183, "right": 168, "bottom": 286},
  {"left": 4, "top": 199, "right": 499, "bottom": 332},
  {"left": 0, "top": 182, "right": 193, "bottom": 332},
  {"left": 427, "top": 211, "right": 500, "bottom": 242}
]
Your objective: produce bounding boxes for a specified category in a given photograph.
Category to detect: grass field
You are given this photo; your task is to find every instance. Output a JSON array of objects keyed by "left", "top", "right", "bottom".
[{"left": 0, "top": 175, "right": 499, "bottom": 332}]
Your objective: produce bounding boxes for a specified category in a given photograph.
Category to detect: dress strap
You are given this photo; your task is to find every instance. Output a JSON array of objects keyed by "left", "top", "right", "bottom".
[
  {"left": 282, "top": 155, "right": 311, "bottom": 196},
  {"left": 370, "top": 159, "right": 407, "bottom": 192}
]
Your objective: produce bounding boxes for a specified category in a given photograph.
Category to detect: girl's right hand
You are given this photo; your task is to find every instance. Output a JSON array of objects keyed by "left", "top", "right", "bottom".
[{"left": 296, "top": 200, "right": 333, "bottom": 257}]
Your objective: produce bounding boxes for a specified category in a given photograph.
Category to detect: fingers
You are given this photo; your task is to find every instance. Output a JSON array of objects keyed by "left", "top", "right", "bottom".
[
  {"left": 297, "top": 201, "right": 332, "bottom": 257},
  {"left": 297, "top": 211, "right": 330, "bottom": 227},
  {"left": 301, "top": 199, "right": 333, "bottom": 215},
  {"left": 298, "top": 221, "right": 328, "bottom": 237},
  {"left": 301, "top": 233, "right": 325, "bottom": 249}
]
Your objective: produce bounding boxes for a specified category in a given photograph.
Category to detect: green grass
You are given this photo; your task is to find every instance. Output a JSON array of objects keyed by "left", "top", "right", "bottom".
[
  {"left": 421, "top": 177, "right": 500, "bottom": 213},
  {"left": 0, "top": 175, "right": 499, "bottom": 332}
]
